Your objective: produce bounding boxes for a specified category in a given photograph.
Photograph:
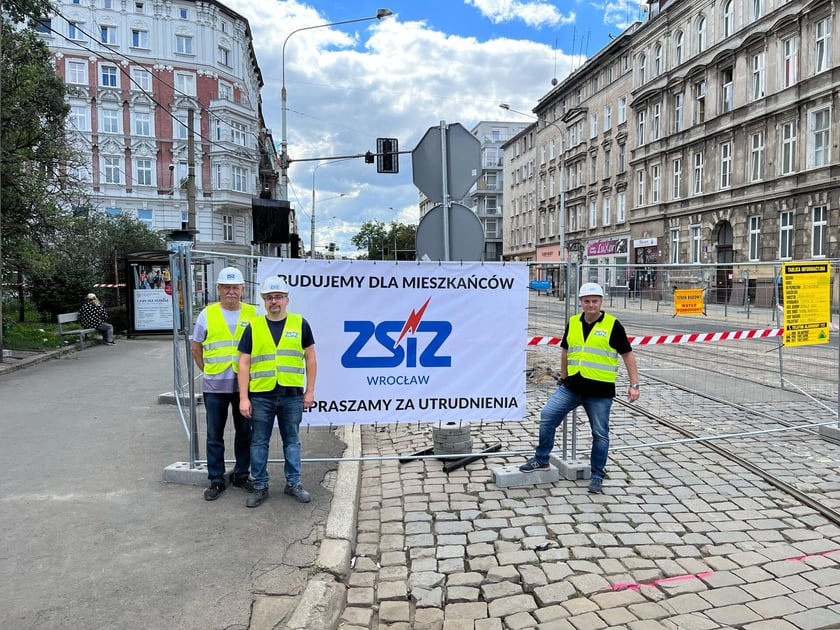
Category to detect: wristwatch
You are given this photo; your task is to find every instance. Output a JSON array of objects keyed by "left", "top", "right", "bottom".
[{"left": 630, "top": 384, "right": 640, "bottom": 390}]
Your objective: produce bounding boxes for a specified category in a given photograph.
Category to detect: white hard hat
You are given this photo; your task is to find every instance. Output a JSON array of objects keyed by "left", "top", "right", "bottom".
[
  {"left": 260, "top": 276, "right": 290, "bottom": 295},
  {"left": 217, "top": 267, "right": 244, "bottom": 285},
  {"left": 578, "top": 282, "right": 604, "bottom": 298},
  {"left": 86, "top": 293, "right": 97, "bottom": 300}
]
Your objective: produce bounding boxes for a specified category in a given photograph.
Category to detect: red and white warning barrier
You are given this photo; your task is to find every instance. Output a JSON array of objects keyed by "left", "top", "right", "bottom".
[
  {"left": 528, "top": 328, "right": 784, "bottom": 347},
  {"left": 93, "top": 283, "right": 126, "bottom": 288}
]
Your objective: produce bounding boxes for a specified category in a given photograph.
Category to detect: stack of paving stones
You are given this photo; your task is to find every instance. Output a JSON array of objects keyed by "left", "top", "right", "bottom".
[{"left": 339, "top": 385, "right": 840, "bottom": 630}]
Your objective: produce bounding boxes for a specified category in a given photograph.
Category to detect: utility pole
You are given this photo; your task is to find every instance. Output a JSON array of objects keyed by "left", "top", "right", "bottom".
[{"left": 187, "top": 109, "right": 196, "bottom": 237}]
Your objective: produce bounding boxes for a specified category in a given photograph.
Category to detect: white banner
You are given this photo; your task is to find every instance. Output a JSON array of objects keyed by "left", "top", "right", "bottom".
[{"left": 256, "top": 259, "right": 529, "bottom": 426}]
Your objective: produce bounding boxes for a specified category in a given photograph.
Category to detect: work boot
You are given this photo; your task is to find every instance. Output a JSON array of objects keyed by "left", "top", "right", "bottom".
[
  {"left": 246, "top": 487, "right": 268, "bottom": 508},
  {"left": 204, "top": 483, "right": 225, "bottom": 501},
  {"left": 284, "top": 483, "right": 311, "bottom": 503},
  {"left": 230, "top": 473, "right": 254, "bottom": 492}
]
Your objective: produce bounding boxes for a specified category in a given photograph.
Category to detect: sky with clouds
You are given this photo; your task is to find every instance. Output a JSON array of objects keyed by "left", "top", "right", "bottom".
[{"left": 222, "top": 0, "right": 647, "bottom": 257}]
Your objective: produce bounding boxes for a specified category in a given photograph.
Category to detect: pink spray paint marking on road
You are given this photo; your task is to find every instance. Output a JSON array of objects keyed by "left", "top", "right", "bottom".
[
  {"left": 611, "top": 571, "right": 714, "bottom": 591},
  {"left": 786, "top": 549, "right": 840, "bottom": 562}
]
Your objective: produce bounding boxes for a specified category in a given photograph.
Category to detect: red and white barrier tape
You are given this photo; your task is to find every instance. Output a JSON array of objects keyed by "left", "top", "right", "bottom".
[
  {"left": 528, "top": 328, "right": 785, "bottom": 347},
  {"left": 93, "top": 283, "right": 126, "bottom": 288}
]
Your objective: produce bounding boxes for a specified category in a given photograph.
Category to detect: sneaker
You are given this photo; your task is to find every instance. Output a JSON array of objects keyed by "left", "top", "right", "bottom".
[
  {"left": 105, "top": 341, "right": 116, "bottom": 346},
  {"left": 284, "top": 483, "right": 311, "bottom": 503},
  {"left": 204, "top": 483, "right": 225, "bottom": 501},
  {"left": 588, "top": 477, "right": 604, "bottom": 494},
  {"left": 519, "top": 457, "right": 550, "bottom": 473},
  {"left": 246, "top": 487, "right": 268, "bottom": 508},
  {"left": 230, "top": 474, "right": 254, "bottom": 492}
]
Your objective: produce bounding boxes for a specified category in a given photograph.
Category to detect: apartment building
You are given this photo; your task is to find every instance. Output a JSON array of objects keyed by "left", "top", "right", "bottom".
[
  {"left": 506, "top": 0, "right": 838, "bottom": 301},
  {"left": 38, "top": 0, "right": 287, "bottom": 266},
  {"left": 468, "top": 121, "right": 529, "bottom": 261},
  {"left": 502, "top": 123, "right": 537, "bottom": 262}
]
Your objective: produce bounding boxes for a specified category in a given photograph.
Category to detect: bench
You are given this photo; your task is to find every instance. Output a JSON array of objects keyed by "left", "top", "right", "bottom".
[
  {"left": 529, "top": 280, "right": 554, "bottom": 296},
  {"left": 57, "top": 312, "right": 98, "bottom": 348}
]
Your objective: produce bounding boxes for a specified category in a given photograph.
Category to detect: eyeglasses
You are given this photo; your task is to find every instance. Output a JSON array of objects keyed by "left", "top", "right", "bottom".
[{"left": 264, "top": 295, "right": 288, "bottom": 302}]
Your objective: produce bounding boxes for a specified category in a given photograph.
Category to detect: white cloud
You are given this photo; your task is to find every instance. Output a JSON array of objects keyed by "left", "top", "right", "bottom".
[
  {"left": 224, "top": 0, "right": 577, "bottom": 256},
  {"left": 465, "top": 0, "right": 576, "bottom": 28},
  {"left": 591, "top": 0, "right": 648, "bottom": 30}
]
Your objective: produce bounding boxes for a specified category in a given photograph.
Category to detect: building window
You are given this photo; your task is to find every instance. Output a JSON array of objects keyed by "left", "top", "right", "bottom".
[
  {"left": 231, "top": 166, "right": 247, "bottom": 192},
  {"left": 617, "top": 191, "right": 626, "bottom": 223},
  {"left": 539, "top": 215, "right": 546, "bottom": 239},
  {"left": 179, "top": 8, "right": 188, "bottom": 19},
  {"left": 223, "top": 215, "right": 234, "bottom": 241},
  {"left": 103, "top": 156, "right": 121, "bottom": 184},
  {"left": 105, "top": 207, "right": 121, "bottom": 217},
  {"left": 36, "top": 18, "right": 51, "bottom": 34},
  {"left": 101, "top": 109, "right": 120, "bottom": 133},
  {"left": 782, "top": 36, "right": 798, "bottom": 87},
  {"left": 672, "top": 158, "right": 682, "bottom": 199},
  {"left": 134, "top": 1, "right": 145, "bottom": 13},
  {"left": 674, "top": 92, "right": 684, "bottom": 132},
  {"left": 720, "top": 142, "right": 732, "bottom": 189},
  {"left": 103, "top": 0, "right": 114, "bottom": 7},
  {"left": 131, "top": 29, "right": 148, "bottom": 48},
  {"left": 135, "top": 158, "right": 153, "bottom": 185},
  {"left": 651, "top": 164, "right": 661, "bottom": 202},
  {"left": 133, "top": 112, "right": 151, "bottom": 136},
  {"left": 618, "top": 96, "right": 627, "bottom": 124},
  {"left": 690, "top": 225, "right": 701, "bottom": 263},
  {"left": 670, "top": 228, "right": 679, "bottom": 264},
  {"left": 723, "top": 0, "right": 734, "bottom": 37},
  {"left": 692, "top": 152, "right": 704, "bottom": 195},
  {"left": 602, "top": 198, "right": 611, "bottom": 226},
  {"left": 604, "top": 105, "right": 612, "bottom": 131},
  {"left": 590, "top": 114, "right": 598, "bottom": 139},
  {"left": 590, "top": 157, "right": 598, "bottom": 184},
  {"left": 100, "top": 25, "right": 116, "bottom": 45},
  {"left": 749, "top": 216, "right": 761, "bottom": 261},
  {"left": 69, "top": 105, "right": 88, "bottom": 131},
  {"left": 751, "top": 0, "right": 764, "bottom": 21},
  {"left": 486, "top": 218, "right": 499, "bottom": 238},
  {"left": 808, "top": 107, "right": 830, "bottom": 168},
  {"left": 174, "top": 72, "right": 196, "bottom": 96},
  {"left": 693, "top": 80, "right": 706, "bottom": 124},
  {"left": 721, "top": 67, "right": 734, "bottom": 112},
  {"left": 781, "top": 120, "right": 797, "bottom": 174},
  {"left": 176, "top": 34, "right": 193, "bottom": 54},
  {"left": 636, "top": 169, "right": 646, "bottom": 206},
  {"left": 815, "top": 17, "right": 831, "bottom": 74},
  {"left": 675, "top": 30, "right": 684, "bottom": 65},
  {"left": 214, "top": 164, "right": 223, "bottom": 189},
  {"left": 66, "top": 59, "right": 87, "bottom": 84},
  {"left": 750, "top": 132, "right": 764, "bottom": 181},
  {"left": 637, "top": 110, "right": 646, "bottom": 145},
  {"left": 751, "top": 52, "right": 765, "bottom": 100},
  {"left": 218, "top": 46, "right": 231, "bottom": 66},
  {"left": 638, "top": 54, "right": 646, "bottom": 85},
  {"left": 589, "top": 200, "right": 597, "bottom": 228},
  {"left": 100, "top": 65, "right": 118, "bottom": 87},
  {"left": 654, "top": 44, "right": 662, "bottom": 76},
  {"left": 603, "top": 148, "right": 611, "bottom": 178},
  {"left": 69, "top": 22, "right": 85, "bottom": 40},
  {"left": 697, "top": 17, "right": 707, "bottom": 53},
  {"left": 175, "top": 114, "right": 188, "bottom": 140},
  {"left": 131, "top": 67, "right": 152, "bottom": 91},
  {"left": 651, "top": 102, "right": 661, "bottom": 141},
  {"left": 549, "top": 211, "right": 555, "bottom": 236},
  {"left": 812, "top": 206, "right": 827, "bottom": 257},
  {"left": 231, "top": 121, "right": 248, "bottom": 147},
  {"left": 137, "top": 209, "right": 153, "bottom": 228},
  {"left": 617, "top": 144, "right": 626, "bottom": 173},
  {"left": 779, "top": 211, "right": 793, "bottom": 259}
]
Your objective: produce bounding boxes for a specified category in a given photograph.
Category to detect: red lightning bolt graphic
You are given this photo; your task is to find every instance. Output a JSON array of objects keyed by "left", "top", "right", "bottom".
[{"left": 393, "top": 297, "right": 432, "bottom": 349}]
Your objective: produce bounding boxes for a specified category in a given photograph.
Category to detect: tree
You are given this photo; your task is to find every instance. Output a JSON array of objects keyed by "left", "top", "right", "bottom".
[{"left": 351, "top": 220, "right": 417, "bottom": 260}]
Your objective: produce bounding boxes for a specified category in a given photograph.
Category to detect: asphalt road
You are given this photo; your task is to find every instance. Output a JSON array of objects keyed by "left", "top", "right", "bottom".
[{"left": 0, "top": 338, "right": 342, "bottom": 630}]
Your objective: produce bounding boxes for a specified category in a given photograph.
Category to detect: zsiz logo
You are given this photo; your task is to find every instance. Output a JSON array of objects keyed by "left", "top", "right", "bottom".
[{"left": 341, "top": 297, "right": 451, "bottom": 368}]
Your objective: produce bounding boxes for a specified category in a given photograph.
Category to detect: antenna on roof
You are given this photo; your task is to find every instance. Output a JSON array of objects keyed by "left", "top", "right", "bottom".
[
  {"left": 570, "top": 26, "right": 576, "bottom": 70},
  {"left": 584, "top": 29, "right": 591, "bottom": 58}
]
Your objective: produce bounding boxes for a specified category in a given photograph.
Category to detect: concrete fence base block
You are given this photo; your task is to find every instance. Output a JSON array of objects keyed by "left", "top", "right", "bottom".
[
  {"left": 157, "top": 391, "right": 203, "bottom": 406},
  {"left": 162, "top": 462, "right": 210, "bottom": 485},
  {"left": 285, "top": 574, "right": 347, "bottom": 630},
  {"left": 554, "top": 459, "right": 591, "bottom": 481},
  {"left": 819, "top": 425, "right": 840, "bottom": 441},
  {"left": 491, "top": 464, "right": 560, "bottom": 488}
]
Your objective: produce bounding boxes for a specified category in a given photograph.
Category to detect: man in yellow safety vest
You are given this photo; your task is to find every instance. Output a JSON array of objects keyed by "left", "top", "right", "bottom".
[
  {"left": 191, "top": 266, "right": 257, "bottom": 501},
  {"left": 237, "top": 276, "right": 317, "bottom": 508},
  {"left": 520, "top": 282, "right": 640, "bottom": 493}
]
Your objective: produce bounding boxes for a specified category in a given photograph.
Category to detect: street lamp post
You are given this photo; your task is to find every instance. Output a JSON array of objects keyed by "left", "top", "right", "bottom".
[
  {"left": 311, "top": 158, "right": 353, "bottom": 258},
  {"left": 280, "top": 8, "right": 393, "bottom": 201},
  {"left": 500, "top": 103, "right": 566, "bottom": 261}
]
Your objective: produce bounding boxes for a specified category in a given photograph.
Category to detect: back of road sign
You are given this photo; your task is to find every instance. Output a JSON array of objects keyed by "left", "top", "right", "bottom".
[
  {"left": 415, "top": 203, "right": 485, "bottom": 261},
  {"left": 411, "top": 123, "right": 481, "bottom": 203}
]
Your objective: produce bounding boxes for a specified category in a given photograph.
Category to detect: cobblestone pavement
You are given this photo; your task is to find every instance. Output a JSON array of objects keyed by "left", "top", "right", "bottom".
[{"left": 339, "top": 381, "right": 840, "bottom": 629}]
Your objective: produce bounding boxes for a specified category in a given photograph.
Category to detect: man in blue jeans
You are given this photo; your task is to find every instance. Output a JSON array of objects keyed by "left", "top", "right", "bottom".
[
  {"left": 237, "top": 276, "right": 317, "bottom": 508},
  {"left": 520, "top": 282, "right": 640, "bottom": 493},
  {"left": 191, "top": 267, "right": 257, "bottom": 501}
]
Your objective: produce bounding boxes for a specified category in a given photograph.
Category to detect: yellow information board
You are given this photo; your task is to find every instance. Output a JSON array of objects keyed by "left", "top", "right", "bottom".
[
  {"left": 674, "top": 289, "right": 705, "bottom": 315},
  {"left": 782, "top": 261, "right": 830, "bottom": 346}
]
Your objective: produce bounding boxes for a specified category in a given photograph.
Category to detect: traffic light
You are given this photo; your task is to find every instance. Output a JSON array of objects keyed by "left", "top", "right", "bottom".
[
  {"left": 376, "top": 138, "right": 399, "bottom": 174},
  {"left": 364, "top": 151, "right": 374, "bottom": 164}
]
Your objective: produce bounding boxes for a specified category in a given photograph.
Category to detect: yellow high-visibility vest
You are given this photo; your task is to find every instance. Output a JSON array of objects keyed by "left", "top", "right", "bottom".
[
  {"left": 248, "top": 313, "right": 305, "bottom": 391},
  {"left": 567, "top": 314, "right": 619, "bottom": 382},
  {"left": 202, "top": 302, "right": 257, "bottom": 375}
]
